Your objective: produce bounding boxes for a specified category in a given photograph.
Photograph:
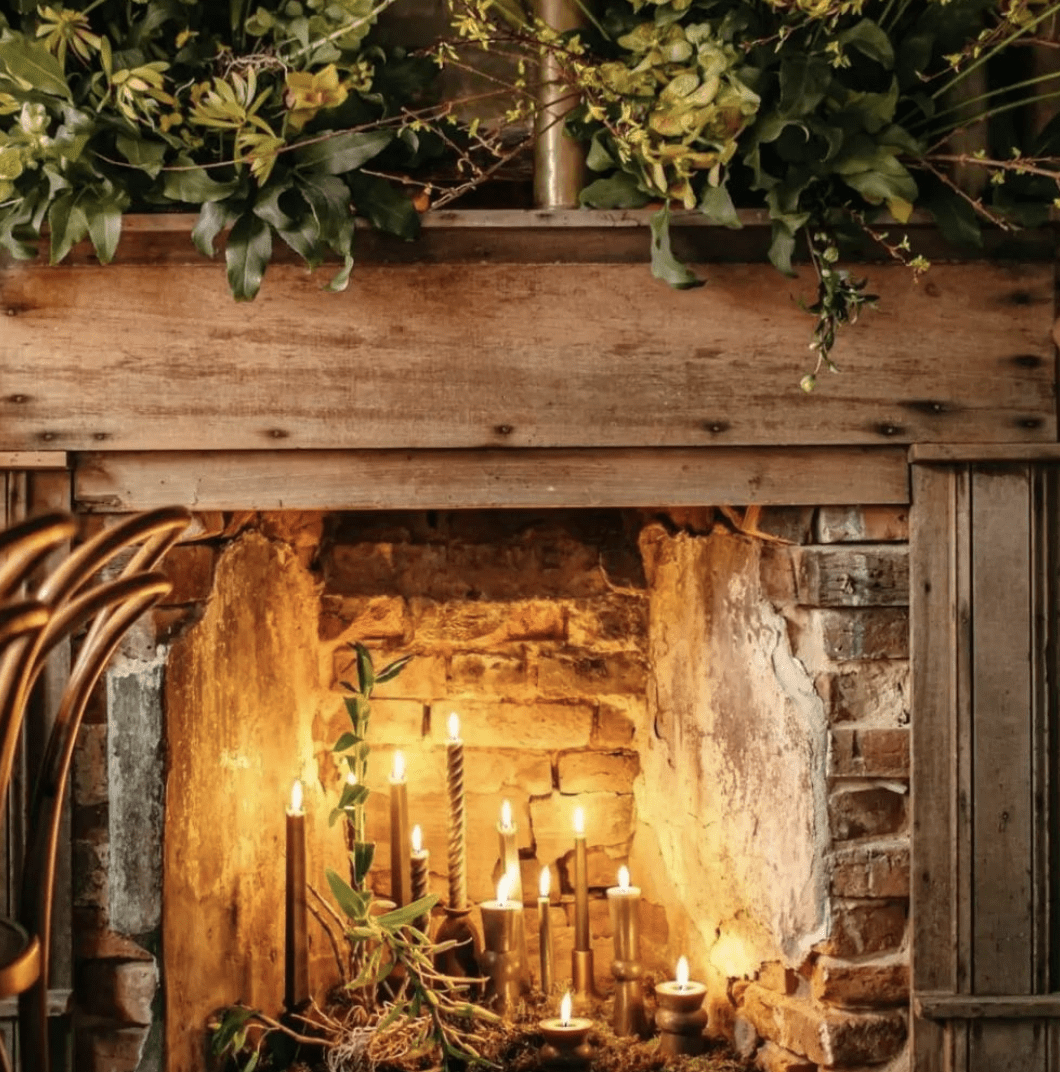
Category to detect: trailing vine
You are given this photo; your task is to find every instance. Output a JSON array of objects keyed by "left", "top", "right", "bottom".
[{"left": 1, "top": 0, "right": 1059, "bottom": 377}]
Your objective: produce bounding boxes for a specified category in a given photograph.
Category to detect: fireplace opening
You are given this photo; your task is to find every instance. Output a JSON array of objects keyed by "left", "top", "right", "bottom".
[{"left": 69, "top": 503, "right": 911, "bottom": 1072}]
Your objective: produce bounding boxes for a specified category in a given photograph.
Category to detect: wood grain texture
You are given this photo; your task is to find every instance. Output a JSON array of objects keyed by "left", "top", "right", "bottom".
[
  {"left": 919, "top": 994, "right": 1060, "bottom": 1019},
  {"left": 0, "top": 258, "right": 1053, "bottom": 452},
  {"left": 72, "top": 446, "right": 910, "bottom": 511}
]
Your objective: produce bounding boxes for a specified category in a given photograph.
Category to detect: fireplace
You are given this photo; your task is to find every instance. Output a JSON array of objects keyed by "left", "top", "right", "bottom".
[{"left": 65, "top": 499, "right": 912, "bottom": 1072}]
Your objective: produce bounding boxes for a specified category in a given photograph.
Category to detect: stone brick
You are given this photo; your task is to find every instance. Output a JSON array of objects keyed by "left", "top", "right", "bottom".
[
  {"left": 820, "top": 663, "right": 910, "bottom": 726},
  {"left": 320, "top": 595, "right": 410, "bottom": 642},
  {"left": 504, "top": 601, "right": 567, "bottom": 641},
  {"left": 739, "top": 982, "right": 906, "bottom": 1066},
  {"left": 158, "top": 543, "right": 216, "bottom": 605},
  {"left": 817, "top": 506, "right": 910, "bottom": 544},
  {"left": 830, "top": 728, "right": 910, "bottom": 778},
  {"left": 410, "top": 600, "right": 523, "bottom": 645},
  {"left": 75, "top": 928, "right": 156, "bottom": 963},
  {"left": 449, "top": 652, "right": 532, "bottom": 697},
  {"left": 73, "top": 838, "right": 109, "bottom": 908},
  {"left": 429, "top": 701, "right": 593, "bottom": 750},
  {"left": 316, "top": 697, "right": 426, "bottom": 752},
  {"left": 537, "top": 651, "right": 648, "bottom": 697},
  {"left": 557, "top": 750, "right": 639, "bottom": 794},
  {"left": 733, "top": 1015, "right": 759, "bottom": 1059},
  {"left": 812, "top": 954, "right": 909, "bottom": 1008},
  {"left": 831, "top": 844, "right": 910, "bottom": 899},
  {"left": 795, "top": 546, "right": 909, "bottom": 608},
  {"left": 73, "top": 722, "right": 108, "bottom": 807},
  {"left": 593, "top": 698, "right": 642, "bottom": 747},
  {"left": 79, "top": 959, "right": 158, "bottom": 1024},
  {"left": 463, "top": 750, "right": 553, "bottom": 796},
  {"left": 758, "top": 961, "right": 799, "bottom": 995},
  {"left": 756, "top": 1041, "right": 817, "bottom": 1072},
  {"left": 566, "top": 596, "right": 649, "bottom": 649},
  {"left": 817, "top": 899, "right": 908, "bottom": 958},
  {"left": 75, "top": 1025, "right": 150, "bottom": 1072},
  {"left": 820, "top": 609, "right": 909, "bottom": 661},
  {"left": 754, "top": 507, "right": 816, "bottom": 545},
  {"left": 829, "top": 786, "right": 908, "bottom": 841},
  {"left": 332, "top": 648, "right": 445, "bottom": 700},
  {"left": 530, "top": 792, "right": 636, "bottom": 868}
]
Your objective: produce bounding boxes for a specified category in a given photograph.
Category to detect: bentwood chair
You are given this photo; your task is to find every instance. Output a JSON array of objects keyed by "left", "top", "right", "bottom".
[{"left": 0, "top": 507, "right": 190, "bottom": 1072}]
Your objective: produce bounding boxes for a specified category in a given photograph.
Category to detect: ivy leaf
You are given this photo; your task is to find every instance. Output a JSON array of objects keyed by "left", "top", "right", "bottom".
[
  {"left": 333, "top": 731, "right": 358, "bottom": 752},
  {"left": 0, "top": 40, "right": 70, "bottom": 99},
  {"left": 649, "top": 205, "right": 702, "bottom": 290},
  {"left": 839, "top": 19, "right": 895, "bottom": 69},
  {"left": 294, "top": 130, "right": 393, "bottom": 176},
  {"left": 225, "top": 212, "right": 272, "bottom": 301},
  {"left": 163, "top": 164, "right": 239, "bottom": 204},
  {"left": 47, "top": 192, "right": 89, "bottom": 263},
  {"left": 779, "top": 55, "right": 831, "bottom": 117},
  {"left": 116, "top": 134, "right": 167, "bottom": 178},
  {"left": 699, "top": 184, "right": 741, "bottom": 228},
  {"left": 84, "top": 195, "right": 123, "bottom": 264},
  {"left": 347, "top": 173, "right": 419, "bottom": 240},
  {"left": 192, "top": 200, "right": 239, "bottom": 258},
  {"left": 580, "top": 172, "right": 650, "bottom": 209},
  {"left": 768, "top": 219, "right": 799, "bottom": 276},
  {"left": 586, "top": 133, "right": 614, "bottom": 172}
]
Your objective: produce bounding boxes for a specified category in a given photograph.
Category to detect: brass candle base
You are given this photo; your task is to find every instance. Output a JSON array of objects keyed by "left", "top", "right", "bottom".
[
  {"left": 655, "top": 980, "right": 708, "bottom": 1055},
  {"left": 611, "top": 959, "right": 647, "bottom": 1037},
  {"left": 570, "top": 949, "right": 598, "bottom": 1008},
  {"left": 540, "top": 1018, "right": 593, "bottom": 1070},
  {"left": 434, "top": 907, "right": 483, "bottom": 1000}
]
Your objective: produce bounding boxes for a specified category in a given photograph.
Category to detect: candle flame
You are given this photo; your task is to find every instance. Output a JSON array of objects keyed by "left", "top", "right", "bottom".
[
  {"left": 500, "top": 799, "right": 513, "bottom": 831},
  {"left": 539, "top": 866, "right": 550, "bottom": 899},
  {"left": 676, "top": 956, "right": 689, "bottom": 988},
  {"left": 497, "top": 871, "right": 513, "bottom": 905},
  {"left": 448, "top": 713, "right": 460, "bottom": 741},
  {"left": 618, "top": 865, "right": 630, "bottom": 890},
  {"left": 560, "top": 992, "right": 572, "bottom": 1026},
  {"left": 392, "top": 750, "right": 405, "bottom": 781},
  {"left": 412, "top": 825, "right": 422, "bottom": 853},
  {"left": 573, "top": 806, "right": 585, "bottom": 836},
  {"left": 347, "top": 771, "right": 357, "bottom": 786},
  {"left": 290, "top": 779, "right": 303, "bottom": 813}
]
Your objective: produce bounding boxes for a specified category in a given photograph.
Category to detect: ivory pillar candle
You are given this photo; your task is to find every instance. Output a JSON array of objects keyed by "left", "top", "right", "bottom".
[
  {"left": 411, "top": 825, "right": 430, "bottom": 931},
  {"left": 538, "top": 866, "right": 554, "bottom": 993},
  {"left": 284, "top": 779, "right": 309, "bottom": 1010},
  {"left": 607, "top": 866, "right": 645, "bottom": 1037},
  {"left": 445, "top": 714, "right": 467, "bottom": 910},
  {"left": 655, "top": 956, "right": 708, "bottom": 1056},
  {"left": 480, "top": 873, "right": 524, "bottom": 1012},
  {"left": 389, "top": 751, "right": 412, "bottom": 907}
]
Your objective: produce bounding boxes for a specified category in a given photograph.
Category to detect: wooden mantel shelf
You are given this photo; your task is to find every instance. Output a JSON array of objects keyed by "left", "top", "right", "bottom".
[{"left": 0, "top": 212, "right": 1055, "bottom": 468}]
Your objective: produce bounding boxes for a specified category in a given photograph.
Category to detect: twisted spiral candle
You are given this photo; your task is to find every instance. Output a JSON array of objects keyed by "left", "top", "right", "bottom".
[{"left": 446, "top": 713, "right": 467, "bottom": 910}]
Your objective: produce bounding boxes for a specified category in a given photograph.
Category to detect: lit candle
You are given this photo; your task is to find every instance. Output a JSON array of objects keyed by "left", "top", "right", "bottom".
[
  {"left": 655, "top": 956, "right": 708, "bottom": 1056},
  {"left": 607, "top": 866, "right": 645, "bottom": 1037},
  {"left": 480, "top": 872, "right": 524, "bottom": 1012},
  {"left": 445, "top": 714, "right": 467, "bottom": 910},
  {"left": 410, "top": 824, "right": 430, "bottom": 932},
  {"left": 389, "top": 751, "right": 411, "bottom": 907},
  {"left": 285, "top": 779, "right": 309, "bottom": 1010},
  {"left": 497, "top": 799, "right": 522, "bottom": 904},
  {"left": 538, "top": 866, "right": 554, "bottom": 993},
  {"left": 570, "top": 805, "right": 596, "bottom": 1001},
  {"left": 539, "top": 991, "right": 593, "bottom": 1069}
]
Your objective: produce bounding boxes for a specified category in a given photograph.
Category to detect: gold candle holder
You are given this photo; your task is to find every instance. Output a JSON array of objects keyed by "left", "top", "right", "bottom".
[
  {"left": 539, "top": 992, "right": 593, "bottom": 1070},
  {"left": 655, "top": 957, "right": 707, "bottom": 1056},
  {"left": 389, "top": 751, "right": 412, "bottom": 907},
  {"left": 607, "top": 867, "right": 645, "bottom": 1037},
  {"left": 538, "top": 866, "right": 554, "bottom": 994},
  {"left": 480, "top": 873, "right": 524, "bottom": 1012},
  {"left": 571, "top": 806, "right": 597, "bottom": 1003},
  {"left": 285, "top": 780, "right": 310, "bottom": 1011}
]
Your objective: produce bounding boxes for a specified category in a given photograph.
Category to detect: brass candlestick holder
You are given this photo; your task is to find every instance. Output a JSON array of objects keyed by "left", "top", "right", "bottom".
[
  {"left": 434, "top": 906, "right": 483, "bottom": 1000},
  {"left": 539, "top": 993, "right": 593, "bottom": 1070},
  {"left": 655, "top": 964, "right": 708, "bottom": 1057}
]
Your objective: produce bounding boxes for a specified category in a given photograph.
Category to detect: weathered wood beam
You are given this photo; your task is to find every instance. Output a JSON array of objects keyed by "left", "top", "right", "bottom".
[
  {"left": 917, "top": 994, "right": 1060, "bottom": 1020},
  {"left": 72, "top": 446, "right": 910, "bottom": 512}
]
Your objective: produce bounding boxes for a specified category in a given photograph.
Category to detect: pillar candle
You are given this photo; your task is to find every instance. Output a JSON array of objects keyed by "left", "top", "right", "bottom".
[
  {"left": 480, "top": 872, "right": 524, "bottom": 1012},
  {"left": 389, "top": 751, "right": 412, "bottom": 907},
  {"left": 607, "top": 866, "right": 645, "bottom": 1036},
  {"left": 445, "top": 714, "right": 467, "bottom": 910},
  {"left": 655, "top": 956, "right": 708, "bottom": 1056},
  {"left": 285, "top": 779, "right": 309, "bottom": 1010},
  {"left": 538, "top": 866, "right": 554, "bottom": 993}
]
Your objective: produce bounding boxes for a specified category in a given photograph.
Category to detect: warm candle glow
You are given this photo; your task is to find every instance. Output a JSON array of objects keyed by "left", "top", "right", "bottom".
[
  {"left": 392, "top": 750, "right": 405, "bottom": 781},
  {"left": 539, "top": 866, "right": 550, "bottom": 899},
  {"left": 560, "top": 991, "right": 572, "bottom": 1026},
  {"left": 448, "top": 712, "right": 460, "bottom": 740},
  {"left": 676, "top": 956, "right": 689, "bottom": 988},
  {"left": 497, "top": 871, "right": 514, "bottom": 905},
  {"left": 573, "top": 806, "right": 585, "bottom": 836},
  {"left": 347, "top": 771, "right": 357, "bottom": 785},
  {"left": 412, "top": 824, "right": 423, "bottom": 853},
  {"left": 618, "top": 865, "right": 630, "bottom": 890},
  {"left": 290, "top": 779, "right": 303, "bottom": 813},
  {"left": 500, "top": 799, "right": 513, "bottom": 831}
]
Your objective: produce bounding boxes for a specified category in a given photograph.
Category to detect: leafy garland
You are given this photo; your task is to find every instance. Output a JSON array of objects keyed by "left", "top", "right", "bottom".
[{"left": 1, "top": 0, "right": 1059, "bottom": 379}]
